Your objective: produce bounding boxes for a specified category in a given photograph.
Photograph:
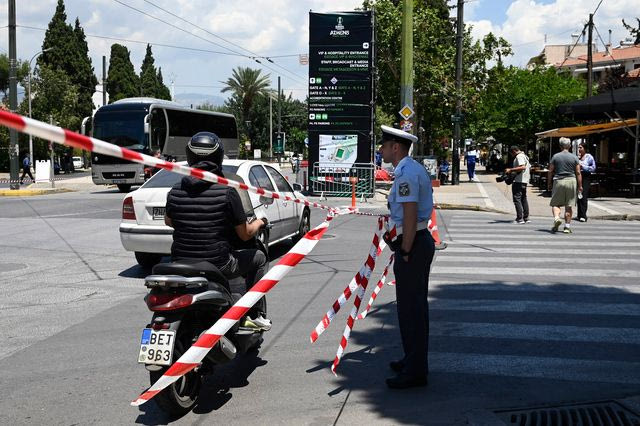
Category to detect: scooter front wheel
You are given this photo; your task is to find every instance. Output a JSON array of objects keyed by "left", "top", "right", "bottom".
[{"left": 149, "top": 339, "right": 202, "bottom": 417}]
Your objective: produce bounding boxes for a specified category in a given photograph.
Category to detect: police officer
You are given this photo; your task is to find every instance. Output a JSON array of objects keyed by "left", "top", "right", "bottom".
[{"left": 380, "top": 125, "right": 435, "bottom": 389}]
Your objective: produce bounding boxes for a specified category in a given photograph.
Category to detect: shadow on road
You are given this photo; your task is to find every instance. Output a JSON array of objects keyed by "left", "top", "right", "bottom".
[
  {"left": 306, "top": 281, "right": 640, "bottom": 424},
  {"left": 134, "top": 351, "right": 268, "bottom": 425}
]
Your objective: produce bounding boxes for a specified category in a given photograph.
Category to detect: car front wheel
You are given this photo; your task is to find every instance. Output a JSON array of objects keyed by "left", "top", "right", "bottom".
[{"left": 293, "top": 209, "right": 311, "bottom": 243}]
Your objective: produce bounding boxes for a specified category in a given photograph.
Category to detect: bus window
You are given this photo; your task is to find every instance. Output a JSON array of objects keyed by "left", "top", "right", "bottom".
[
  {"left": 150, "top": 108, "right": 167, "bottom": 154},
  {"left": 93, "top": 110, "right": 147, "bottom": 150}
]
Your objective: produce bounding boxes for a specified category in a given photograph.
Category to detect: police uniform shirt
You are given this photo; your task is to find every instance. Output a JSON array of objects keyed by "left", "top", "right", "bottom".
[{"left": 388, "top": 156, "right": 433, "bottom": 226}]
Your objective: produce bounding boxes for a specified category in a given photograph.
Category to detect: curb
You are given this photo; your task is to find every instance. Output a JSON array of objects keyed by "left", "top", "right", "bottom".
[
  {"left": 0, "top": 187, "right": 74, "bottom": 196},
  {"left": 436, "top": 203, "right": 511, "bottom": 215}
]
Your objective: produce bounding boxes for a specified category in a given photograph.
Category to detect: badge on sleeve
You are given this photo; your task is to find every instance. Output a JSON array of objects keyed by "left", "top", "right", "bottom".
[{"left": 399, "top": 182, "right": 410, "bottom": 196}]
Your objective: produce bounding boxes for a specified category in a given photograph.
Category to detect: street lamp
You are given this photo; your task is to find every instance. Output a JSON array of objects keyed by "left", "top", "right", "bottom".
[{"left": 27, "top": 47, "right": 53, "bottom": 167}]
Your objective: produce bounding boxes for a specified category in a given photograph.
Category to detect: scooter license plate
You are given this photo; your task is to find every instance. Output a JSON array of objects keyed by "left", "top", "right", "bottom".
[{"left": 137, "top": 328, "right": 175, "bottom": 366}]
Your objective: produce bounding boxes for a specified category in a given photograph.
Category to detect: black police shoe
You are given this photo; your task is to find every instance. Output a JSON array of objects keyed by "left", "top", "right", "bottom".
[
  {"left": 386, "top": 373, "right": 428, "bottom": 389},
  {"left": 389, "top": 360, "right": 404, "bottom": 373}
]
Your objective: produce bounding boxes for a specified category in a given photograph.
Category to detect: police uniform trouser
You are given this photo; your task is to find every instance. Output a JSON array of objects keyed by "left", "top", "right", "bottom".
[{"left": 393, "top": 230, "right": 435, "bottom": 377}]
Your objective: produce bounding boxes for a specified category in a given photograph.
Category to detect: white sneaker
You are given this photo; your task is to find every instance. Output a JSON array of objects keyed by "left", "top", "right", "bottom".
[
  {"left": 552, "top": 217, "right": 562, "bottom": 233},
  {"left": 242, "top": 315, "right": 271, "bottom": 331},
  {"left": 579, "top": 218, "right": 586, "bottom": 222}
]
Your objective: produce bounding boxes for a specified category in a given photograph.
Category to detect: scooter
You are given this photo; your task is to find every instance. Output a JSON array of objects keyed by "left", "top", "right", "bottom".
[{"left": 136, "top": 217, "right": 269, "bottom": 416}]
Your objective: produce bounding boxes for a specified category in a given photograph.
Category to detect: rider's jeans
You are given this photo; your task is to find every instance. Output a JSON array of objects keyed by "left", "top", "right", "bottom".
[{"left": 220, "top": 249, "right": 268, "bottom": 293}]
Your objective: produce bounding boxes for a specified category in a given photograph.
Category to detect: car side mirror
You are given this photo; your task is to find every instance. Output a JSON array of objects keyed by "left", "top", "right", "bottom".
[
  {"left": 292, "top": 183, "right": 303, "bottom": 192},
  {"left": 259, "top": 195, "right": 274, "bottom": 206}
]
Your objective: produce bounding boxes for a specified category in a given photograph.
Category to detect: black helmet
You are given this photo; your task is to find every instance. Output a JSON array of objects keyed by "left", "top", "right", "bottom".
[{"left": 186, "top": 132, "right": 224, "bottom": 166}]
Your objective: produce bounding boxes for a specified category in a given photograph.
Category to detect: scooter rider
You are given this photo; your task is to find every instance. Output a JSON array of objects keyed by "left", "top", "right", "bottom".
[{"left": 164, "top": 132, "right": 271, "bottom": 330}]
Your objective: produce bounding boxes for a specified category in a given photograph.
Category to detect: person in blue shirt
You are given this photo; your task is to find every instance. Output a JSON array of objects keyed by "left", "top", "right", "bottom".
[
  {"left": 379, "top": 125, "right": 435, "bottom": 389},
  {"left": 577, "top": 141, "right": 596, "bottom": 222},
  {"left": 438, "top": 158, "right": 450, "bottom": 185},
  {"left": 20, "top": 154, "right": 34, "bottom": 184}
]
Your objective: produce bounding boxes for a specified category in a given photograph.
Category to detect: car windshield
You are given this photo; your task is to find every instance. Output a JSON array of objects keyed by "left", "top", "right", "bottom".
[
  {"left": 142, "top": 165, "right": 239, "bottom": 189},
  {"left": 93, "top": 111, "right": 147, "bottom": 150}
]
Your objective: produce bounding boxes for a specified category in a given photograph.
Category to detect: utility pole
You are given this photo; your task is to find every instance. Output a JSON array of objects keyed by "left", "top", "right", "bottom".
[
  {"left": 8, "top": 0, "right": 19, "bottom": 190},
  {"left": 452, "top": 0, "right": 464, "bottom": 185},
  {"left": 269, "top": 95, "right": 273, "bottom": 159},
  {"left": 400, "top": 0, "right": 414, "bottom": 142},
  {"left": 277, "top": 76, "right": 282, "bottom": 163},
  {"left": 102, "top": 55, "right": 107, "bottom": 106},
  {"left": 587, "top": 13, "right": 594, "bottom": 97}
]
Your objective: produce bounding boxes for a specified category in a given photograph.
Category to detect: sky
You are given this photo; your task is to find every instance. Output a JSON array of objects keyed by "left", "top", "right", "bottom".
[{"left": 0, "top": 0, "right": 637, "bottom": 105}]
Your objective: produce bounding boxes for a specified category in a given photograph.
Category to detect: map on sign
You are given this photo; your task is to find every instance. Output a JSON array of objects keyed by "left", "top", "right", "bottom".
[{"left": 319, "top": 134, "right": 358, "bottom": 167}]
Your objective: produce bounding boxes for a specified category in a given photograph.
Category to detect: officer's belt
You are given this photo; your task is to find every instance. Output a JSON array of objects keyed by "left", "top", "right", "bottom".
[{"left": 393, "top": 221, "right": 428, "bottom": 237}]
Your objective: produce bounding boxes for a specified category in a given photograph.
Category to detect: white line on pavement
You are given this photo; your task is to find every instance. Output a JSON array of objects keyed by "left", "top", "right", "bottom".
[
  {"left": 588, "top": 200, "right": 624, "bottom": 215},
  {"left": 475, "top": 180, "right": 495, "bottom": 209}
]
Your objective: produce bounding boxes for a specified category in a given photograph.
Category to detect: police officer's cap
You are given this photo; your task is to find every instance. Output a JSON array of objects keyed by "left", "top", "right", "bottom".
[{"left": 381, "top": 125, "right": 417, "bottom": 147}]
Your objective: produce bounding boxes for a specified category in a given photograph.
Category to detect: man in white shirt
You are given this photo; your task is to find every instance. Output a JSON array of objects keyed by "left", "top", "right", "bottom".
[{"left": 505, "top": 145, "right": 531, "bottom": 224}]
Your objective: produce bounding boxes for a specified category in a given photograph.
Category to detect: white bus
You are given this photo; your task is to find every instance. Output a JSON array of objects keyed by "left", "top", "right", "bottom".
[{"left": 89, "top": 97, "right": 239, "bottom": 192}]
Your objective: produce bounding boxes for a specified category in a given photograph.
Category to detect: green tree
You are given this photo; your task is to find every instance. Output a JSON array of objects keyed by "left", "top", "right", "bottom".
[
  {"left": 22, "top": 65, "right": 80, "bottom": 160},
  {"left": 39, "top": 1, "right": 97, "bottom": 117},
  {"left": 0, "top": 54, "right": 29, "bottom": 101},
  {"left": 72, "top": 18, "right": 98, "bottom": 116},
  {"left": 156, "top": 67, "right": 171, "bottom": 100},
  {"left": 220, "top": 67, "right": 271, "bottom": 136},
  {"left": 139, "top": 44, "right": 158, "bottom": 97},
  {"left": 622, "top": 18, "right": 640, "bottom": 44},
  {"left": 466, "top": 66, "right": 585, "bottom": 150},
  {"left": 106, "top": 44, "right": 139, "bottom": 102}
]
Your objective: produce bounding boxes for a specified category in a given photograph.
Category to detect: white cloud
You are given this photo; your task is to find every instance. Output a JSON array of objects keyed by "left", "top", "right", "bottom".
[{"left": 467, "top": 0, "right": 638, "bottom": 67}]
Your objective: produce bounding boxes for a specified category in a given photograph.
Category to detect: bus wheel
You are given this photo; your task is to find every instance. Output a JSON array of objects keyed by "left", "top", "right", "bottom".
[{"left": 117, "top": 184, "right": 132, "bottom": 193}]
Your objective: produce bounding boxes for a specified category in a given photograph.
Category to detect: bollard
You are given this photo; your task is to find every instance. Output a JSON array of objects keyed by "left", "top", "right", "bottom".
[
  {"left": 349, "top": 176, "right": 358, "bottom": 208},
  {"left": 303, "top": 170, "right": 307, "bottom": 192}
]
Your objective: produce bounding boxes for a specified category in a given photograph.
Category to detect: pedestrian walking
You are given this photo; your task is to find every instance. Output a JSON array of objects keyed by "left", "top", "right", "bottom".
[
  {"left": 465, "top": 146, "right": 479, "bottom": 182},
  {"left": 577, "top": 141, "right": 596, "bottom": 222},
  {"left": 505, "top": 145, "right": 531, "bottom": 224},
  {"left": 379, "top": 125, "right": 435, "bottom": 389},
  {"left": 548, "top": 137, "right": 582, "bottom": 234},
  {"left": 20, "top": 154, "right": 34, "bottom": 184}
]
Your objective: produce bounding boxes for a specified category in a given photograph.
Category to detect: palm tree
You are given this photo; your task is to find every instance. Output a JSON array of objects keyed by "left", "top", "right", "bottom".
[{"left": 221, "top": 67, "right": 271, "bottom": 124}]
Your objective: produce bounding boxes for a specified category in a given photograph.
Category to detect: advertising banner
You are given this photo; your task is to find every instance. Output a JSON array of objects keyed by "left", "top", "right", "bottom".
[{"left": 308, "top": 11, "right": 374, "bottom": 189}]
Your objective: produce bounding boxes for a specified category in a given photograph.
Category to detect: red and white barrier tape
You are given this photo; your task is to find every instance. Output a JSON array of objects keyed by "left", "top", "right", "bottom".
[
  {"left": 309, "top": 224, "right": 387, "bottom": 343},
  {"left": 331, "top": 217, "right": 384, "bottom": 374},
  {"left": 131, "top": 209, "right": 348, "bottom": 406},
  {"left": 0, "top": 110, "right": 337, "bottom": 214},
  {"left": 357, "top": 253, "right": 394, "bottom": 320}
]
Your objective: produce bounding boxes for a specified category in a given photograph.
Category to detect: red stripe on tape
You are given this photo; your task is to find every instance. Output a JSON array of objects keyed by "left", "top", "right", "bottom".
[
  {"left": 193, "top": 333, "right": 222, "bottom": 348},
  {"left": 0, "top": 110, "right": 26, "bottom": 130},
  {"left": 191, "top": 168, "right": 205, "bottom": 180},
  {"left": 256, "top": 187, "right": 265, "bottom": 195},
  {"left": 158, "top": 162, "right": 175, "bottom": 171},
  {"left": 218, "top": 177, "right": 229, "bottom": 186},
  {"left": 137, "top": 389, "right": 160, "bottom": 402},
  {"left": 305, "top": 227, "right": 329, "bottom": 241},
  {"left": 239, "top": 183, "right": 249, "bottom": 191},
  {"left": 121, "top": 148, "right": 144, "bottom": 162},
  {"left": 165, "top": 361, "right": 198, "bottom": 377},
  {"left": 251, "top": 279, "right": 278, "bottom": 294},
  {"left": 63, "top": 129, "right": 94, "bottom": 152},
  {"left": 278, "top": 252, "right": 305, "bottom": 267},
  {"left": 223, "top": 305, "right": 248, "bottom": 320}
]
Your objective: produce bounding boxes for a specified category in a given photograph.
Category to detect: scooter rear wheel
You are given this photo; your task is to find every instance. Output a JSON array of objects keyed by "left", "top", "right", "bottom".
[{"left": 149, "top": 339, "right": 202, "bottom": 417}]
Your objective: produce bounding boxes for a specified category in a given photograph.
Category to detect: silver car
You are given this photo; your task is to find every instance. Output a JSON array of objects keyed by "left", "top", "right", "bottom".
[{"left": 120, "top": 159, "right": 311, "bottom": 267}]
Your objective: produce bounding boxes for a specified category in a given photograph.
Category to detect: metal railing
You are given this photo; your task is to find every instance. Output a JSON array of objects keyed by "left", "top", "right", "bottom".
[{"left": 311, "top": 162, "right": 375, "bottom": 198}]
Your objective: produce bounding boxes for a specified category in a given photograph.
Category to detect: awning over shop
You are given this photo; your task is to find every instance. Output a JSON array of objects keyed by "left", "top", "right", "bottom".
[
  {"left": 535, "top": 118, "right": 638, "bottom": 138},
  {"left": 557, "top": 87, "right": 640, "bottom": 119}
]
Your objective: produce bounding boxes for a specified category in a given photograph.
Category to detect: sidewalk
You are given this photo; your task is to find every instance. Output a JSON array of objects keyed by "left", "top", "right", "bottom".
[
  {"left": 0, "top": 172, "right": 96, "bottom": 196},
  {"left": 419, "top": 164, "right": 640, "bottom": 220}
]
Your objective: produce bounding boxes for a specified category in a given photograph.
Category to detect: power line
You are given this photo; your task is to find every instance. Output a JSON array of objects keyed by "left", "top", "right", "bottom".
[
  {"left": 593, "top": 0, "right": 605, "bottom": 16},
  {"left": 18, "top": 25, "right": 257, "bottom": 57},
  {"left": 141, "top": 0, "right": 307, "bottom": 82},
  {"left": 557, "top": 23, "right": 589, "bottom": 68},
  {"left": 110, "top": 0, "right": 307, "bottom": 85}
]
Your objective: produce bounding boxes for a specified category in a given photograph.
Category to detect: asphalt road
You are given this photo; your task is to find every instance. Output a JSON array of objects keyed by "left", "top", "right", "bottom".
[{"left": 1, "top": 190, "right": 640, "bottom": 425}]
